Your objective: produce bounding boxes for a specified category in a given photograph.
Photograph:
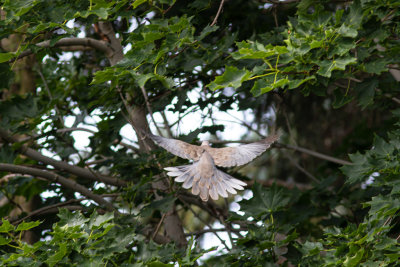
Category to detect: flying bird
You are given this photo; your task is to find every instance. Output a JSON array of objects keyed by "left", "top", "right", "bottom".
[{"left": 148, "top": 133, "right": 279, "bottom": 202}]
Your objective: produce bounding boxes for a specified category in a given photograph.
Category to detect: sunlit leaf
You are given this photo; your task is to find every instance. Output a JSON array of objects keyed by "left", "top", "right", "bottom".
[{"left": 207, "top": 66, "right": 251, "bottom": 91}]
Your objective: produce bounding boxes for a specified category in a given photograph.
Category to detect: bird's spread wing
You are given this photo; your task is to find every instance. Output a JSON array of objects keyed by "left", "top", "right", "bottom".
[
  {"left": 206, "top": 134, "right": 280, "bottom": 167},
  {"left": 148, "top": 134, "right": 203, "bottom": 161}
]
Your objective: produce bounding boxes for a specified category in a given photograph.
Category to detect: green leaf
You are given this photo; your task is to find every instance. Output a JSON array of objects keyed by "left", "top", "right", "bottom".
[
  {"left": 365, "top": 195, "right": 400, "bottom": 218},
  {"left": 0, "top": 236, "right": 11, "bottom": 246},
  {"left": 250, "top": 79, "right": 274, "bottom": 97},
  {"left": 15, "top": 221, "right": 41, "bottom": 232},
  {"left": 346, "top": 0, "right": 363, "bottom": 28},
  {"left": 338, "top": 24, "right": 358, "bottom": 38},
  {"left": 89, "top": 212, "right": 114, "bottom": 228},
  {"left": 130, "top": 72, "right": 154, "bottom": 87},
  {"left": 301, "top": 241, "right": 324, "bottom": 256},
  {"left": 384, "top": 253, "right": 400, "bottom": 262},
  {"left": 374, "top": 237, "right": 397, "bottom": 250},
  {"left": 341, "top": 152, "right": 371, "bottom": 184},
  {"left": 147, "top": 261, "right": 174, "bottom": 267},
  {"left": 4, "top": 0, "right": 36, "bottom": 17},
  {"left": 0, "top": 219, "right": 14, "bottom": 233},
  {"left": 90, "top": 68, "right": 116, "bottom": 85},
  {"left": 274, "top": 78, "right": 289, "bottom": 88},
  {"left": 0, "top": 52, "right": 15, "bottom": 63},
  {"left": 287, "top": 75, "right": 315, "bottom": 89},
  {"left": 198, "top": 25, "right": 219, "bottom": 40},
  {"left": 335, "top": 9, "right": 344, "bottom": 24},
  {"left": 207, "top": 66, "right": 251, "bottom": 91},
  {"left": 343, "top": 247, "right": 364, "bottom": 267},
  {"left": 132, "top": 0, "right": 147, "bottom": 8},
  {"left": 363, "top": 59, "right": 388, "bottom": 74},
  {"left": 91, "top": 223, "right": 114, "bottom": 240},
  {"left": 0, "top": 144, "right": 16, "bottom": 163},
  {"left": 232, "top": 41, "right": 276, "bottom": 60},
  {"left": 45, "top": 242, "right": 68, "bottom": 267},
  {"left": 250, "top": 74, "right": 289, "bottom": 96},
  {"left": 310, "top": 40, "right": 324, "bottom": 49},
  {"left": 332, "top": 88, "right": 353, "bottom": 109},
  {"left": 153, "top": 74, "right": 175, "bottom": 89},
  {"left": 317, "top": 57, "right": 357, "bottom": 77},
  {"left": 57, "top": 208, "right": 89, "bottom": 227},
  {"left": 354, "top": 79, "right": 377, "bottom": 108},
  {"left": 141, "top": 196, "right": 176, "bottom": 217},
  {"left": 92, "top": 7, "right": 109, "bottom": 20},
  {"left": 240, "top": 183, "right": 290, "bottom": 218}
]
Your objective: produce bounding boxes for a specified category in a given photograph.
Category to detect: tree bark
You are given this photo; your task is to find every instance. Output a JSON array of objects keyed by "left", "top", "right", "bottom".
[
  {"left": 98, "top": 21, "right": 187, "bottom": 247},
  {"left": 0, "top": 12, "right": 39, "bottom": 243}
]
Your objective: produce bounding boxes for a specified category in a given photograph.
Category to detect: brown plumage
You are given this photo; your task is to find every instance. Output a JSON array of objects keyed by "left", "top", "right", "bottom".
[{"left": 148, "top": 133, "right": 279, "bottom": 201}]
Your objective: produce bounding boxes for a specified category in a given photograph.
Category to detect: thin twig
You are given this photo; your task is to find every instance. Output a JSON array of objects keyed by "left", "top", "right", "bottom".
[
  {"left": 12, "top": 199, "right": 83, "bottom": 225},
  {"left": 283, "top": 108, "right": 296, "bottom": 145},
  {"left": 160, "top": 111, "right": 173, "bottom": 138},
  {"left": 222, "top": 199, "right": 234, "bottom": 246},
  {"left": 0, "top": 188, "right": 25, "bottom": 214},
  {"left": 284, "top": 152, "right": 320, "bottom": 183},
  {"left": 140, "top": 86, "right": 163, "bottom": 136},
  {"left": 391, "top": 96, "right": 400, "bottom": 105},
  {"left": 207, "top": 138, "right": 352, "bottom": 166},
  {"left": 152, "top": 213, "right": 167, "bottom": 240},
  {"left": 162, "top": 1, "right": 176, "bottom": 14},
  {"left": 247, "top": 179, "right": 313, "bottom": 191},
  {"left": 169, "top": 106, "right": 200, "bottom": 128},
  {"left": 272, "top": 6, "right": 279, "bottom": 28},
  {"left": 211, "top": 0, "right": 225, "bottom": 26},
  {"left": 182, "top": 201, "right": 231, "bottom": 251},
  {"left": 37, "top": 65, "right": 64, "bottom": 125},
  {"left": 185, "top": 227, "right": 246, "bottom": 237},
  {"left": 383, "top": 93, "right": 400, "bottom": 105},
  {"left": 118, "top": 140, "right": 140, "bottom": 153},
  {"left": 57, "top": 127, "right": 96, "bottom": 134},
  {"left": 277, "top": 143, "right": 352, "bottom": 165},
  {"left": 383, "top": 216, "right": 392, "bottom": 227},
  {"left": 85, "top": 158, "right": 110, "bottom": 165},
  {"left": 223, "top": 111, "right": 265, "bottom": 137}
]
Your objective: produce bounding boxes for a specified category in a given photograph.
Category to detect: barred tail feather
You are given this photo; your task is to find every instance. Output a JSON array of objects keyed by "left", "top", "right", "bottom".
[{"left": 164, "top": 164, "right": 247, "bottom": 202}]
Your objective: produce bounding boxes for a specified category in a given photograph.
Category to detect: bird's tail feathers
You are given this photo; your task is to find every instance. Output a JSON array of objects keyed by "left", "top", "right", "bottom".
[{"left": 165, "top": 164, "right": 246, "bottom": 202}]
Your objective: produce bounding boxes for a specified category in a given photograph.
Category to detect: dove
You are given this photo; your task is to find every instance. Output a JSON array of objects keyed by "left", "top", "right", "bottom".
[{"left": 148, "top": 133, "right": 279, "bottom": 202}]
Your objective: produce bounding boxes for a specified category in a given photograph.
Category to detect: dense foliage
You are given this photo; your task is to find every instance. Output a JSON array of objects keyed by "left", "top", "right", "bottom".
[{"left": 0, "top": 0, "right": 400, "bottom": 265}]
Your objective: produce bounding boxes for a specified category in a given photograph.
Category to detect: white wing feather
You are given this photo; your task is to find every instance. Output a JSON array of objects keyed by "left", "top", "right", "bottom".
[
  {"left": 206, "top": 134, "right": 279, "bottom": 167},
  {"left": 148, "top": 134, "right": 203, "bottom": 161}
]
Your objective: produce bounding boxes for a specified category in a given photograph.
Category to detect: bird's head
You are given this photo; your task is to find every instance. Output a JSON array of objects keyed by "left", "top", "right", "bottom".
[{"left": 201, "top": 140, "right": 210, "bottom": 147}]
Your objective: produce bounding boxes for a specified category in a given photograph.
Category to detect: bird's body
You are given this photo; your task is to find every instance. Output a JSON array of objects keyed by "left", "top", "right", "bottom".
[{"left": 148, "top": 133, "right": 279, "bottom": 201}]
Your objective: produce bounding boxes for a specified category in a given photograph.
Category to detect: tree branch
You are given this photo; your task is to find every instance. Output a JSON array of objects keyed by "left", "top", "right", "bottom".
[
  {"left": 36, "top": 64, "right": 64, "bottom": 125},
  {"left": 211, "top": 0, "right": 225, "bottom": 26},
  {"left": 10, "top": 193, "right": 120, "bottom": 225},
  {"left": 276, "top": 143, "right": 352, "bottom": 165},
  {"left": 283, "top": 151, "right": 320, "bottom": 183},
  {"left": 185, "top": 227, "right": 246, "bottom": 237},
  {"left": 0, "top": 163, "right": 115, "bottom": 211},
  {"left": 182, "top": 201, "right": 231, "bottom": 251},
  {"left": 97, "top": 21, "right": 124, "bottom": 65},
  {"left": 0, "top": 128, "right": 127, "bottom": 186},
  {"left": 12, "top": 205, "right": 86, "bottom": 225},
  {"left": 246, "top": 179, "right": 313, "bottom": 191},
  {"left": 9, "top": 37, "right": 113, "bottom": 63},
  {"left": 99, "top": 21, "right": 187, "bottom": 248},
  {"left": 208, "top": 139, "right": 352, "bottom": 165},
  {"left": 140, "top": 86, "right": 163, "bottom": 136}
]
